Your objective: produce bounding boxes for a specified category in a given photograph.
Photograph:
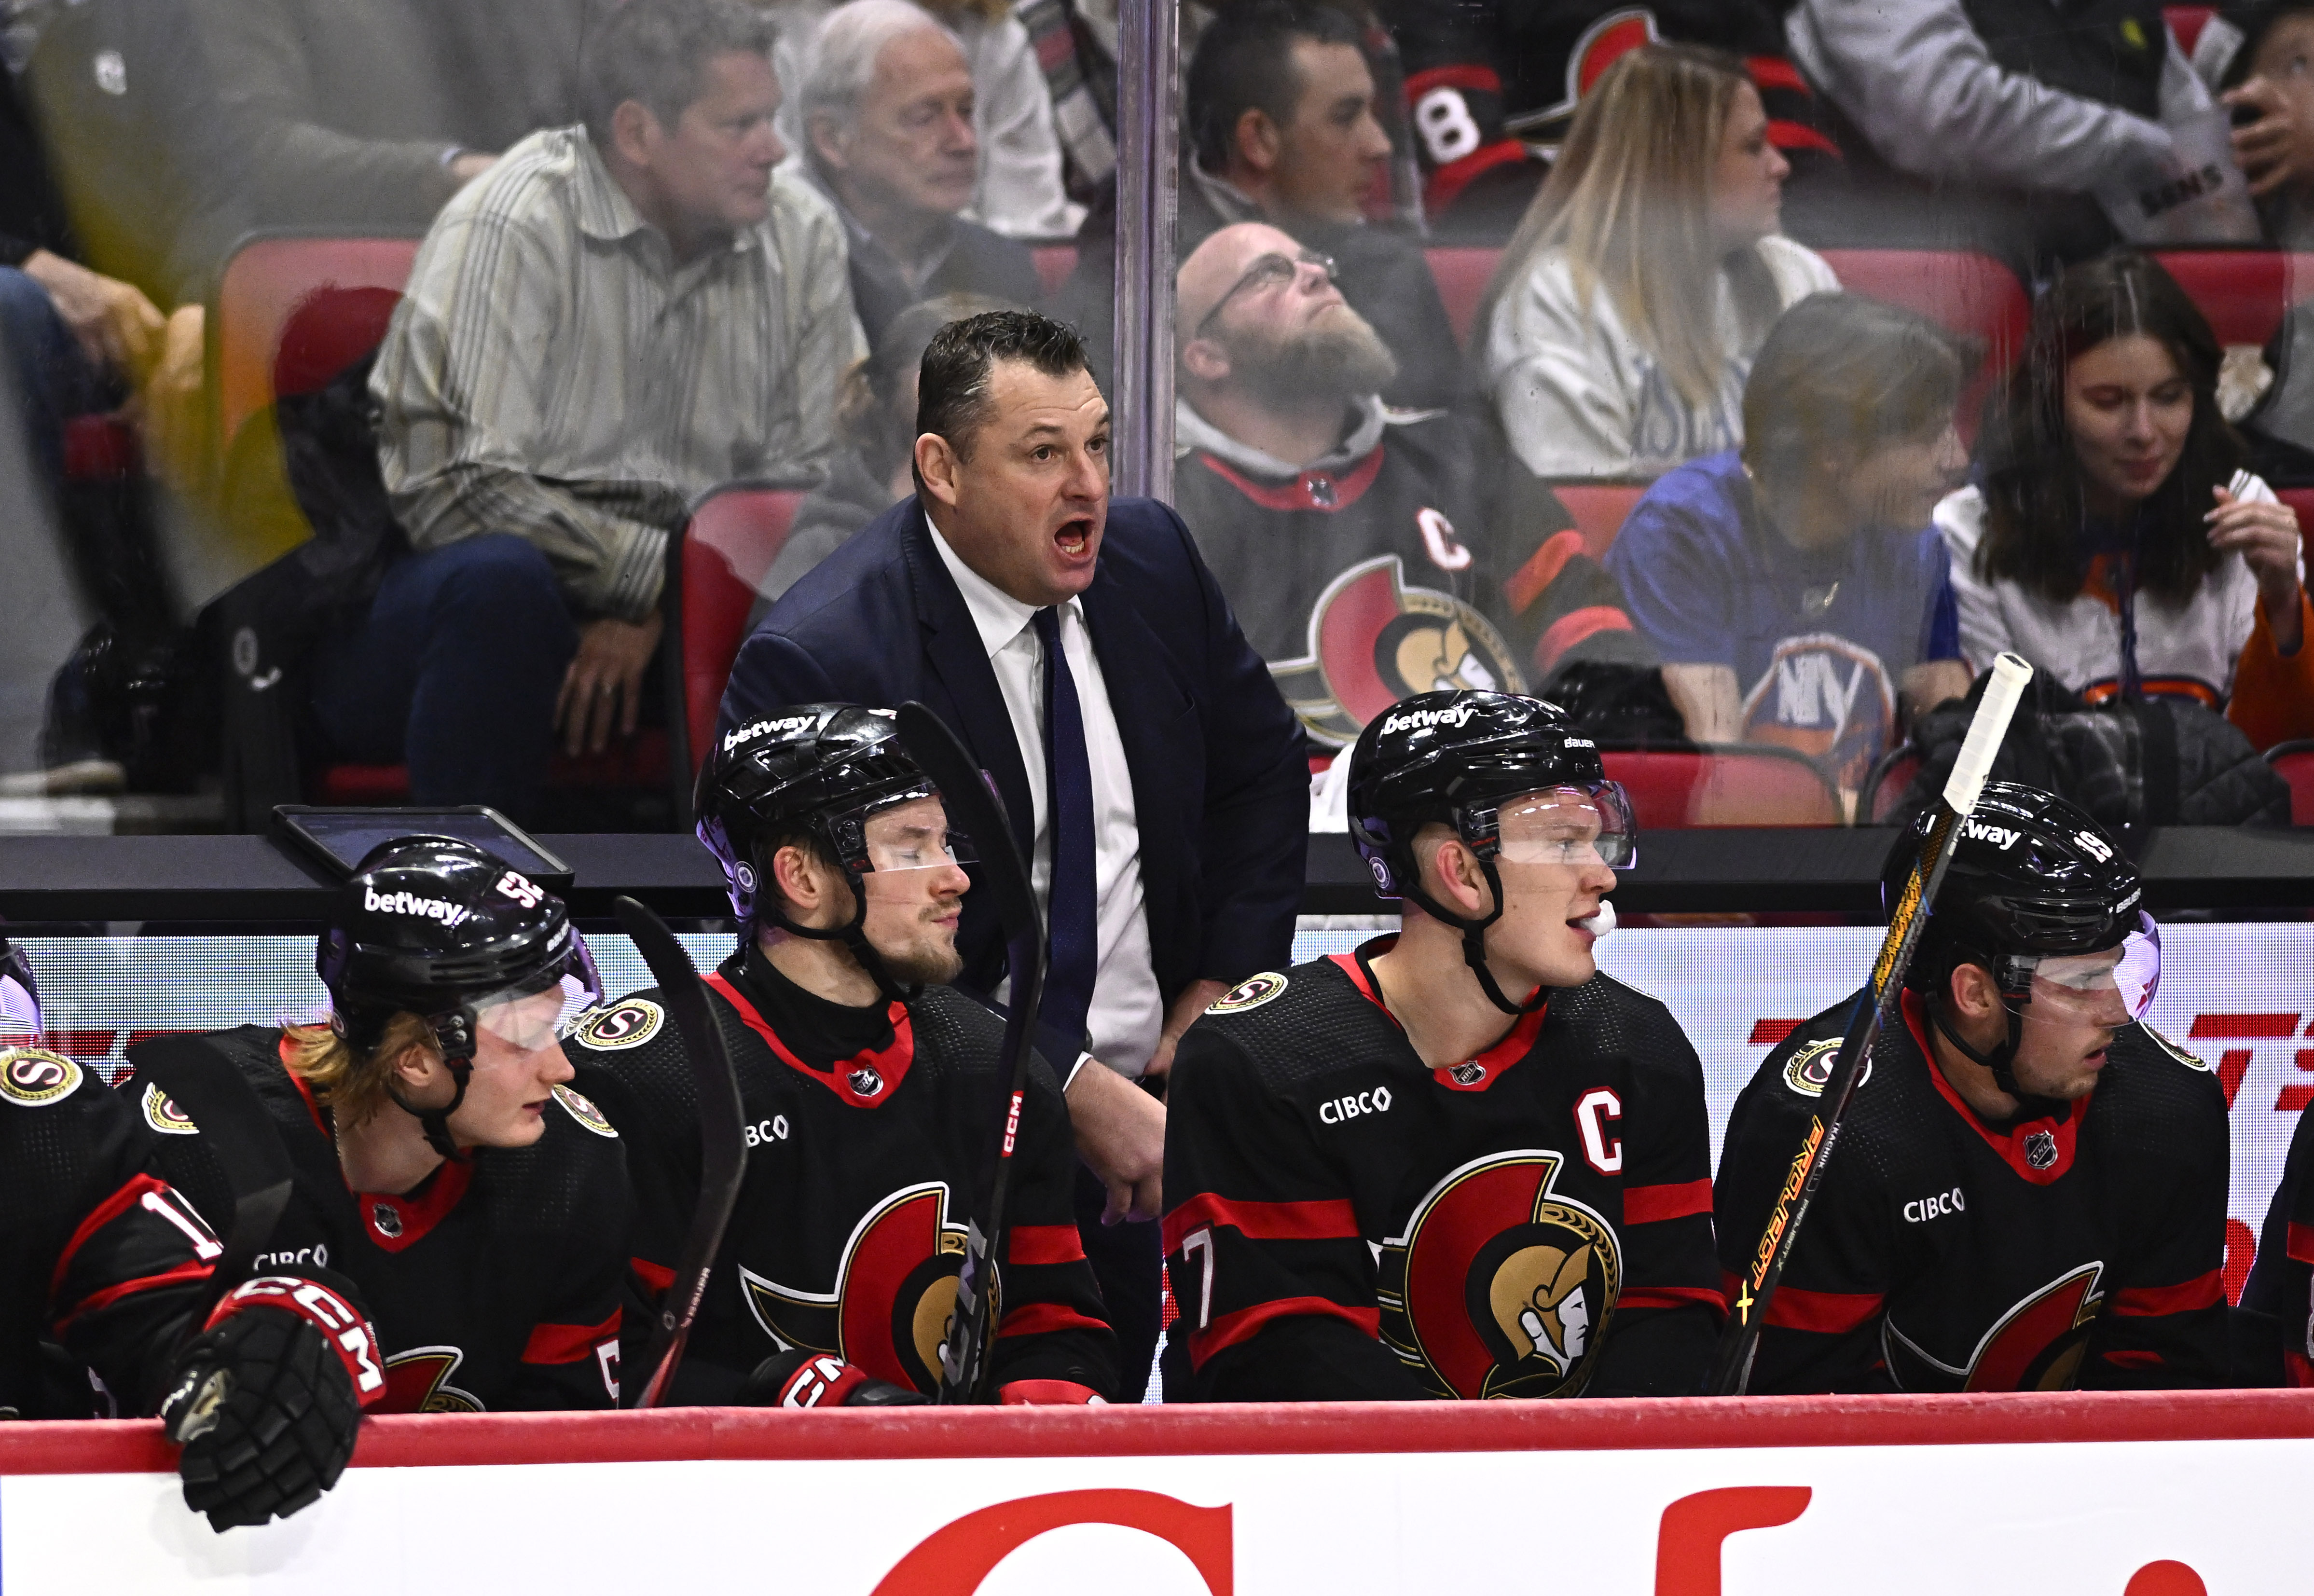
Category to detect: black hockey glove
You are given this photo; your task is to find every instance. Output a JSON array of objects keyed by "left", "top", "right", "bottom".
[
  {"left": 162, "top": 1274, "right": 386, "bottom": 1531},
  {"left": 744, "top": 1350, "right": 930, "bottom": 1408}
]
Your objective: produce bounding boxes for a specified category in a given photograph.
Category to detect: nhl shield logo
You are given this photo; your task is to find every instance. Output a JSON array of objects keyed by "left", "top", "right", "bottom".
[
  {"left": 2024, "top": 1130, "right": 2059, "bottom": 1171},
  {"left": 371, "top": 1201, "right": 404, "bottom": 1240},
  {"left": 1377, "top": 1149, "right": 1621, "bottom": 1399},
  {"left": 1270, "top": 556, "right": 1526, "bottom": 747},
  {"left": 739, "top": 1182, "right": 989, "bottom": 1395}
]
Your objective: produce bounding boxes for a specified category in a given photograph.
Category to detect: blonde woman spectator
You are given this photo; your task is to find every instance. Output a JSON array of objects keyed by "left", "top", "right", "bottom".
[
  {"left": 771, "top": 0, "right": 1082, "bottom": 237},
  {"left": 1476, "top": 43, "right": 1837, "bottom": 482},
  {"left": 1939, "top": 251, "right": 2314, "bottom": 750}
]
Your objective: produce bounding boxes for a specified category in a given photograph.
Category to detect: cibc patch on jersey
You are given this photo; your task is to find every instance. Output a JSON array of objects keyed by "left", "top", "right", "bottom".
[
  {"left": 141, "top": 1082, "right": 199, "bottom": 1135},
  {"left": 551, "top": 1084, "right": 617, "bottom": 1138},
  {"left": 0, "top": 1048, "right": 83, "bottom": 1107},
  {"left": 736, "top": 1181, "right": 984, "bottom": 1396},
  {"left": 1378, "top": 1149, "right": 1622, "bottom": 1399},
  {"left": 1208, "top": 973, "right": 1289, "bottom": 1015},
  {"left": 569, "top": 998, "right": 663, "bottom": 1051}
]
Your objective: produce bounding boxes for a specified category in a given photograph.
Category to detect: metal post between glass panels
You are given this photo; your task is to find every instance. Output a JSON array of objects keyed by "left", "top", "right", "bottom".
[{"left": 1110, "top": 0, "right": 1178, "bottom": 505}]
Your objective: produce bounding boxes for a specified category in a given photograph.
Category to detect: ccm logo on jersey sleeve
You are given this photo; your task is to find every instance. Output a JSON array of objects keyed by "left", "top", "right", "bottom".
[{"left": 1320, "top": 1087, "right": 1392, "bottom": 1125}]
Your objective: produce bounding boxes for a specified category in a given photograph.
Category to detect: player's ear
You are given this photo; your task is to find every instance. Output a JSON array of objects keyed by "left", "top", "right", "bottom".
[
  {"left": 1947, "top": 960, "right": 2001, "bottom": 1020},
  {"left": 770, "top": 842, "right": 825, "bottom": 920},
  {"left": 1425, "top": 834, "right": 1492, "bottom": 919}
]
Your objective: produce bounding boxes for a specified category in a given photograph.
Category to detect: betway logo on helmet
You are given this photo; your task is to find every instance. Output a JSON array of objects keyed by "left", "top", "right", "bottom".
[
  {"left": 364, "top": 888, "right": 470, "bottom": 926},
  {"left": 1378, "top": 703, "right": 1479, "bottom": 736},
  {"left": 1961, "top": 817, "right": 2022, "bottom": 850},
  {"left": 724, "top": 715, "right": 814, "bottom": 753}
]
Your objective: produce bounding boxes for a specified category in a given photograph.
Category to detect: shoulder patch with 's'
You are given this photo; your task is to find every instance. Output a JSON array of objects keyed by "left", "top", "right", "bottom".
[
  {"left": 0, "top": 1048, "right": 83, "bottom": 1106},
  {"left": 2141, "top": 1025, "right": 2213, "bottom": 1072},
  {"left": 553, "top": 1084, "right": 618, "bottom": 1137},
  {"left": 570, "top": 998, "right": 664, "bottom": 1051},
  {"left": 1782, "top": 1036, "right": 1869, "bottom": 1098},
  {"left": 1208, "top": 973, "right": 1289, "bottom": 1015},
  {"left": 142, "top": 1082, "right": 200, "bottom": 1135}
]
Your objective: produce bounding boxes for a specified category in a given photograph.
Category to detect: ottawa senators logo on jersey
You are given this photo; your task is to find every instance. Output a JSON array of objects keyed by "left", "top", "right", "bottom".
[
  {"left": 1512, "top": 6, "right": 1662, "bottom": 146},
  {"left": 0, "top": 1047, "right": 82, "bottom": 1107},
  {"left": 1377, "top": 1150, "right": 1622, "bottom": 1398},
  {"left": 141, "top": 1081, "right": 199, "bottom": 1134},
  {"left": 738, "top": 1182, "right": 992, "bottom": 1395},
  {"left": 380, "top": 1346, "right": 485, "bottom": 1413},
  {"left": 1271, "top": 556, "right": 1527, "bottom": 747},
  {"left": 1883, "top": 1261, "right": 2106, "bottom": 1392}
]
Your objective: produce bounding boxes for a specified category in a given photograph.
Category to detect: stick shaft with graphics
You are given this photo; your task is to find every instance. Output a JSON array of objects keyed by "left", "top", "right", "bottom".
[
  {"left": 1708, "top": 653, "right": 2033, "bottom": 1396},
  {"left": 614, "top": 895, "right": 748, "bottom": 1410},
  {"left": 896, "top": 702, "right": 1046, "bottom": 1405}
]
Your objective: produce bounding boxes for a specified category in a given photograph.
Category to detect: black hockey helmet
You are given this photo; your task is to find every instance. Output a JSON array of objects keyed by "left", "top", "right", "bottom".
[
  {"left": 1348, "top": 690, "right": 1634, "bottom": 1014},
  {"left": 696, "top": 703, "right": 975, "bottom": 1001},
  {"left": 317, "top": 836, "right": 602, "bottom": 1153},
  {"left": 0, "top": 936, "right": 39, "bottom": 1038},
  {"left": 1881, "top": 782, "right": 2158, "bottom": 1095}
]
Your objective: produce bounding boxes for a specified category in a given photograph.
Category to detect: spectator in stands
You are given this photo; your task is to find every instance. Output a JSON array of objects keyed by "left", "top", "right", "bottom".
[
  {"left": 1783, "top": 0, "right": 2229, "bottom": 271},
  {"left": 771, "top": 0, "right": 1082, "bottom": 238},
  {"left": 191, "top": 0, "right": 606, "bottom": 240},
  {"left": 1057, "top": 0, "right": 1469, "bottom": 415},
  {"left": 1172, "top": 220, "right": 1596, "bottom": 747},
  {"left": 1609, "top": 293, "right": 1973, "bottom": 802},
  {"left": 752, "top": 289, "right": 1011, "bottom": 613},
  {"left": 1939, "top": 251, "right": 2314, "bottom": 751},
  {"left": 797, "top": 0, "right": 1038, "bottom": 344},
  {"left": 355, "top": 0, "right": 862, "bottom": 818},
  {"left": 1477, "top": 43, "right": 1838, "bottom": 484}
]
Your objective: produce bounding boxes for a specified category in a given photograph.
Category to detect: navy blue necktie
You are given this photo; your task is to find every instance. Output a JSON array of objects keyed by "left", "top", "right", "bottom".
[{"left": 1032, "top": 606, "right": 1099, "bottom": 1048}]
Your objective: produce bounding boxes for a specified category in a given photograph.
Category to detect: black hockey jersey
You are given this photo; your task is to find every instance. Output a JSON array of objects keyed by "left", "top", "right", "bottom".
[
  {"left": 1385, "top": 1, "right": 1839, "bottom": 239},
  {"left": 1174, "top": 403, "right": 1571, "bottom": 748},
  {"left": 133, "top": 1028, "right": 628, "bottom": 1413},
  {"left": 1717, "top": 991, "right": 2229, "bottom": 1393},
  {"left": 1161, "top": 940, "right": 1722, "bottom": 1402},
  {"left": 567, "top": 947, "right": 1117, "bottom": 1403},
  {"left": 2242, "top": 1102, "right": 2314, "bottom": 1387},
  {"left": 0, "top": 1046, "right": 221, "bottom": 1417}
]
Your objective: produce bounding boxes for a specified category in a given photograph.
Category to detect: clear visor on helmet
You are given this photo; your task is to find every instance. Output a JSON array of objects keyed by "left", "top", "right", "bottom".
[
  {"left": 856, "top": 792, "right": 977, "bottom": 901},
  {"left": 2025, "top": 913, "right": 2161, "bottom": 1025},
  {"left": 0, "top": 941, "right": 39, "bottom": 1040},
  {"left": 475, "top": 929, "right": 605, "bottom": 1052},
  {"left": 1493, "top": 783, "right": 1638, "bottom": 870}
]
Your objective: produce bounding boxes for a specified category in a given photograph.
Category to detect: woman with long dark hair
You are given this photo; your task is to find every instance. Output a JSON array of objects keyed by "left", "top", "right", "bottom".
[{"left": 1938, "top": 251, "right": 2314, "bottom": 747}]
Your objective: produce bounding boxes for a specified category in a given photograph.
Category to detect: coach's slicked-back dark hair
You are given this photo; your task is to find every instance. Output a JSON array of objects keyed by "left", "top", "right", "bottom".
[
  {"left": 579, "top": 0, "right": 775, "bottom": 148},
  {"left": 1741, "top": 292, "right": 1973, "bottom": 489},
  {"left": 1185, "top": 1, "right": 1366, "bottom": 174},
  {"left": 915, "top": 310, "right": 1091, "bottom": 475},
  {"left": 1976, "top": 250, "right": 2243, "bottom": 606}
]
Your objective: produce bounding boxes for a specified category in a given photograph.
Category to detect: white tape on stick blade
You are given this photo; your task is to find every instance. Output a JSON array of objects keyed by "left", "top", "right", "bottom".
[{"left": 1942, "top": 652, "right": 2033, "bottom": 817}]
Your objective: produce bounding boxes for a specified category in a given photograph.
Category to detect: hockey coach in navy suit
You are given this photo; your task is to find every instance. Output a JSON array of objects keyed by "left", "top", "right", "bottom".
[{"left": 718, "top": 309, "right": 1308, "bottom": 1393}]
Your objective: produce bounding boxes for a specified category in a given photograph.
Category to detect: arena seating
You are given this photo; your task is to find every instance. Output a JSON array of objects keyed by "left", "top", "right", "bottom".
[
  {"left": 2263, "top": 739, "right": 2314, "bottom": 825},
  {"left": 2153, "top": 250, "right": 2314, "bottom": 347},
  {"left": 1552, "top": 482, "right": 1645, "bottom": 558},
  {"left": 1601, "top": 744, "right": 1845, "bottom": 827},
  {"left": 1033, "top": 244, "right": 1078, "bottom": 299},
  {"left": 670, "top": 484, "right": 808, "bottom": 803},
  {"left": 212, "top": 233, "right": 423, "bottom": 459},
  {"left": 1428, "top": 246, "right": 1499, "bottom": 348},
  {"left": 1863, "top": 742, "right": 1923, "bottom": 825}
]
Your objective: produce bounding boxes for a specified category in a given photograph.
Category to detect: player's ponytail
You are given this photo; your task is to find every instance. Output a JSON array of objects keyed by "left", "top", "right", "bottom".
[{"left": 282, "top": 1012, "right": 440, "bottom": 1128}]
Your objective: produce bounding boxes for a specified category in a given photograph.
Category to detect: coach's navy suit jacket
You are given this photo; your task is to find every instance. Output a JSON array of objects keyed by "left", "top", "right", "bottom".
[{"left": 717, "top": 494, "right": 1307, "bottom": 1028}]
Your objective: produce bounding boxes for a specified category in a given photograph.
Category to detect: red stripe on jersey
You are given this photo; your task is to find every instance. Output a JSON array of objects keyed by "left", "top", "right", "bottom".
[
  {"left": 2112, "top": 1270, "right": 2222, "bottom": 1317},
  {"left": 521, "top": 1309, "right": 620, "bottom": 1364},
  {"left": 631, "top": 1256, "right": 675, "bottom": 1293},
  {"left": 1162, "top": 1193, "right": 1361, "bottom": 1254},
  {"left": 49, "top": 1174, "right": 195, "bottom": 1303},
  {"left": 704, "top": 970, "right": 916, "bottom": 1107},
  {"left": 1504, "top": 528, "right": 1584, "bottom": 616},
  {"left": 996, "top": 1301, "right": 1109, "bottom": 1339},
  {"left": 2100, "top": 1348, "right": 2164, "bottom": 1370},
  {"left": 1007, "top": 1224, "right": 1087, "bottom": 1266},
  {"left": 1764, "top": 1286, "right": 1885, "bottom": 1335},
  {"left": 1624, "top": 1179, "right": 1712, "bottom": 1225},
  {"left": 2287, "top": 1222, "right": 2314, "bottom": 1266},
  {"left": 358, "top": 1156, "right": 475, "bottom": 1252},
  {"left": 1619, "top": 1285, "right": 1727, "bottom": 1317},
  {"left": 1534, "top": 607, "right": 1634, "bottom": 676},
  {"left": 1421, "top": 138, "right": 1535, "bottom": 217},
  {"left": 1404, "top": 64, "right": 1502, "bottom": 99},
  {"left": 1330, "top": 952, "right": 1550, "bottom": 1091},
  {"left": 51, "top": 1260, "right": 215, "bottom": 1335},
  {"left": 1195, "top": 445, "right": 1387, "bottom": 515},
  {"left": 997, "top": 1378, "right": 1102, "bottom": 1404},
  {"left": 1189, "top": 1296, "right": 1380, "bottom": 1370},
  {"left": 1765, "top": 119, "right": 1841, "bottom": 156},
  {"left": 2287, "top": 1349, "right": 2314, "bottom": 1387},
  {"left": 1747, "top": 57, "right": 1808, "bottom": 94}
]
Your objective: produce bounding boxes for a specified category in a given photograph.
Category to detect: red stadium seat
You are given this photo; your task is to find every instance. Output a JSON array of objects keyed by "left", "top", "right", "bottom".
[
  {"left": 213, "top": 233, "right": 422, "bottom": 454},
  {"left": 1552, "top": 483, "right": 1645, "bottom": 559},
  {"left": 1032, "top": 245, "right": 1077, "bottom": 299},
  {"left": 1601, "top": 745, "right": 1844, "bottom": 827},
  {"left": 1427, "top": 246, "right": 1500, "bottom": 348},
  {"left": 673, "top": 483, "right": 808, "bottom": 787},
  {"left": 2164, "top": 6, "right": 2216, "bottom": 55},
  {"left": 1862, "top": 742, "right": 1923, "bottom": 824},
  {"left": 2152, "top": 251, "right": 2314, "bottom": 346},
  {"left": 2264, "top": 740, "right": 2314, "bottom": 825},
  {"left": 1816, "top": 249, "right": 2030, "bottom": 441},
  {"left": 2279, "top": 488, "right": 2314, "bottom": 535}
]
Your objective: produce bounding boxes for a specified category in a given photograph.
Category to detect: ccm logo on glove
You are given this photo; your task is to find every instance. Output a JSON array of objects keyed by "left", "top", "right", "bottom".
[{"left": 209, "top": 1275, "right": 387, "bottom": 1401}]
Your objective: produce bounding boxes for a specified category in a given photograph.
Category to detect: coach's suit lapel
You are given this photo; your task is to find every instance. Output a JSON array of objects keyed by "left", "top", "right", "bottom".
[{"left": 902, "top": 506, "right": 1037, "bottom": 865}]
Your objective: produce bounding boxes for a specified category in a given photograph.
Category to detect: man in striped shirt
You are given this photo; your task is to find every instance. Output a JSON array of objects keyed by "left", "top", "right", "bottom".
[{"left": 343, "top": 0, "right": 864, "bottom": 816}]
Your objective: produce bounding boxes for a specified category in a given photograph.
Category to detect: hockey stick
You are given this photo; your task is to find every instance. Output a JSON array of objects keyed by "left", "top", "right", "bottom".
[
  {"left": 611, "top": 895, "right": 749, "bottom": 1410},
  {"left": 896, "top": 701, "right": 1047, "bottom": 1404},
  {"left": 127, "top": 1034, "right": 296, "bottom": 1351},
  {"left": 1708, "top": 652, "right": 2034, "bottom": 1396}
]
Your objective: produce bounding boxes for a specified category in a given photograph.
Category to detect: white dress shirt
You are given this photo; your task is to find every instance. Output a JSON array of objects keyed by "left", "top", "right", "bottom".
[{"left": 929, "top": 529, "right": 1163, "bottom": 1076}]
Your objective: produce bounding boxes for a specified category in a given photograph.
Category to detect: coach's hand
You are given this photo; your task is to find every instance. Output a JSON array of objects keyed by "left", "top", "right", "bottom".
[
  {"left": 1069, "top": 1060, "right": 1163, "bottom": 1224},
  {"left": 557, "top": 612, "right": 664, "bottom": 755}
]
